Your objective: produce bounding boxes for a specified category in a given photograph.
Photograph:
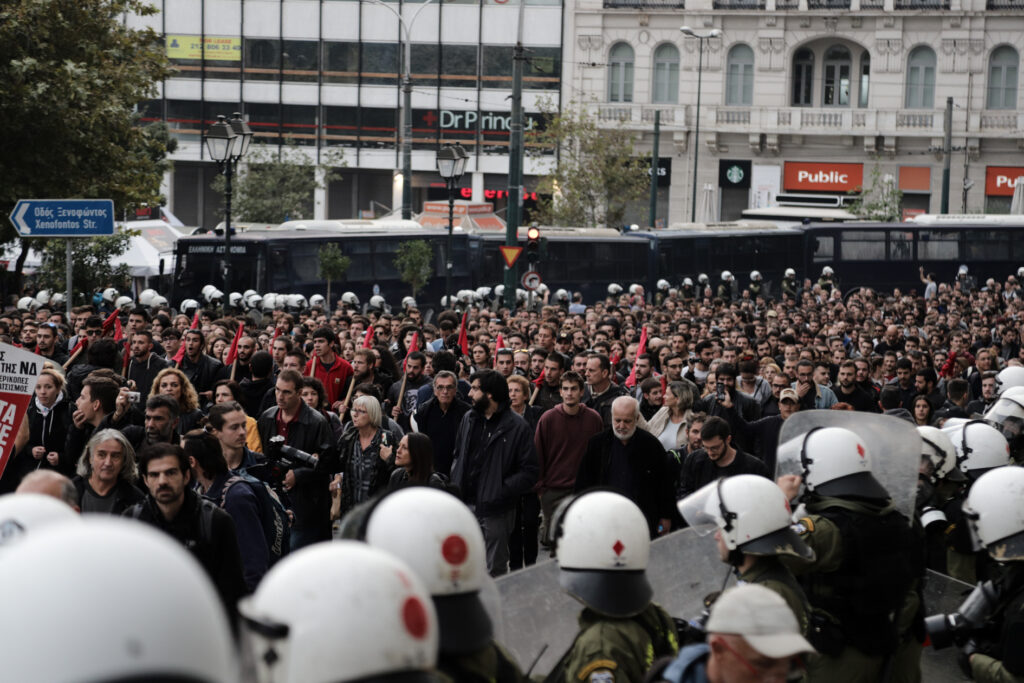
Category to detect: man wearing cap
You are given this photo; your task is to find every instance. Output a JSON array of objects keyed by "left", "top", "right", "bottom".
[{"left": 651, "top": 584, "right": 815, "bottom": 683}]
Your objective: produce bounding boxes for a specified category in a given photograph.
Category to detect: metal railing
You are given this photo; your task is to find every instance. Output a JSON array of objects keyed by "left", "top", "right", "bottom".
[
  {"left": 603, "top": 0, "right": 685, "bottom": 7},
  {"left": 713, "top": 0, "right": 766, "bottom": 7}
]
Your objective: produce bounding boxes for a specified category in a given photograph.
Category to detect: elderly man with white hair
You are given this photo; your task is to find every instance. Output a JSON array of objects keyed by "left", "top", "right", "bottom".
[{"left": 574, "top": 396, "right": 675, "bottom": 537}]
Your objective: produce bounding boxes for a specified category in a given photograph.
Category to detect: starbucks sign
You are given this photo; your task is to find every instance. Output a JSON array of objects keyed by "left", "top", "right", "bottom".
[{"left": 718, "top": 160, "right": 752, "bottom": 189}]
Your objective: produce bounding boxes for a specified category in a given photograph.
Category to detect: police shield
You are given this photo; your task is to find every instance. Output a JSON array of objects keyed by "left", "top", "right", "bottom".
[
  {"left": 776, "top": 411, "right": 921, "bottom": 520},
  {"left": 495, "top": 528, "right": 728, "bottom": 676},
  {"left": 921, "top": 569, "right": 975, "bottom": 683}
]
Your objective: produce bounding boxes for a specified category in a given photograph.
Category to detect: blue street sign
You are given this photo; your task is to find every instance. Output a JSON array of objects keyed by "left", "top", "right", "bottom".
[{"left": 8, "top": 199, "right": 115, "bottom": 237}]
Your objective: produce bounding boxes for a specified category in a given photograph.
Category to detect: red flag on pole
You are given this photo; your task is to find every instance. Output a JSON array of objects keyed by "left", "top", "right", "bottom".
[
  {"left": 361, "top": 326, "right": 375, "bottom": 349},
  {"left": 113, "top": 317, "right": 124, "bottom": 343},
  {"left": 625, "top": 326, "right": 649, "bottom": 389},
  {"left": 224, "top": 321, "right": 245, "bottom": 366},
  {"left": 532, "top": 368, "right": 546, "bottom": 387},
  {"left": 403, "top": 332, "right": 419, "bottom": 372},
  {"left": 492, "top": 334, "right": 504, "bottom": 368},
  {"left": 100, "top": 309, "right": 119, "bottom": 335},
  {"left": 457, "top": 312, "right": 469, "bottom": 356},
  {"left": 67, "top": 337, "right": 88, "bottom": 359},
  {"left": 272, "top": 326, "right": 281, "bottom": 342},
  {"left": 171, "top": 313, "right": 200, "bottom": 365}
]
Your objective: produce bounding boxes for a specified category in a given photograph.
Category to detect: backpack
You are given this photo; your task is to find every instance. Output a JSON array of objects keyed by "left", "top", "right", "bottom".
[{"left": 216, "top": 473, "right": 290, "bottom": 566}]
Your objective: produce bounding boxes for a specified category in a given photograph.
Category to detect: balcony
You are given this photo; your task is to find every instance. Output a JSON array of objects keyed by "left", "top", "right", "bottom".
[
  {"left": 713, "top": 0, "right": 766, "bottom": 7},
  {"left": 807, "top": 0, "right": 851, "bottom": 7},
  {"left": 603, "top": 0, "right": 685, "bottom": 6},
  {"left": 987, "top": 0, "right": 1024, "bottom": 7},
  {"left": 893, "top": 0, "right": 950, "bottom": 7},
  {"left": 708, "top": 106, "right": 948, "bottom": 135},
  {"left": 596, "top": 104, "right": 682, "bottom": 125}
]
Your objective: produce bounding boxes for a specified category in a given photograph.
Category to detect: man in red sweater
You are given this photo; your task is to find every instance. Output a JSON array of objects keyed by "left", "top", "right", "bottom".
[
  {"left": 303, "top": 327, "right": 353, "bottom": 408},
  {"left": 533, "top": 370, "right": 604, "bottom": 549}
]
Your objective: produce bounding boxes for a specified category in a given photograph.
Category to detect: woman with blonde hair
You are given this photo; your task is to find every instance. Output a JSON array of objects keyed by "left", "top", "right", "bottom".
[
  {"left": 150, "top": 367, "right": 204, "bottom": 434},
  {"left": 641, "top": 380, "right": 696, "bottom": 451},
  {"left": 1, "top": 367, "right": 74, "bottom": 490}
]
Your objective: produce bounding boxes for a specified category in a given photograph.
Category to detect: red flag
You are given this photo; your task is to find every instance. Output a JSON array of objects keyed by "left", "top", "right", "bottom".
[
  {"left": 457, "top": 312, "right": 469, "bottom": 356},
  {"left": 403, "top": 332, "right": 419, "bottom": 372},
  {"left": 492, "top": 334, "right": 504, "bottom": 368},
  {"left": 68, "top": 337, "right": 88, "bottom": 359},
  {"left": 100, "top": 309, "right": 119, "bottom": 334},
  {"left": 224, "top": 321, "right": 245, "bottom": 366},
  {"left": 361, "top": 326, "right": 374, "bottom": 349},
  {"left": 272, "top": 326, "right": 281, "bottom": 342},
  {"left": 532, "top": 368, "right": 546, "bottom": 387},
  {"left": 625, "top": 326, "right": 649, "bottom": 389},
  {"left": 113, "top": 317, "right": 124, "bottom": 343},
  {"left": 190, "top": 311, "right": 200, "bottom": 330},
  {"left": 609, "top": 353, "right": 621, "bottom": 368},
  {"left": 171, "top": 314, "right": 198, "bottom": 366},
  {"left": 660, "top": 373, "right": 667, "bottom": 395}
]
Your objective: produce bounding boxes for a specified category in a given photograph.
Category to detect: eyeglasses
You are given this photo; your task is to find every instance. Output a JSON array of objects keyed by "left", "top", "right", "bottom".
[
  {"left": 85, "top": 329, "right": 102, "bottom": 337},
  {"left": 434, "top": 385, "right": 455, "bottom": 392},
  {"left": 350, "top": 408, "right": 368, "bottom": 415}
]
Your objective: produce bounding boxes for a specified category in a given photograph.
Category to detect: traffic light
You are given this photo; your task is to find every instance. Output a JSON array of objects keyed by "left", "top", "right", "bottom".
[{"left": 526, "top": 225, "right": 541, "bottom": 262}]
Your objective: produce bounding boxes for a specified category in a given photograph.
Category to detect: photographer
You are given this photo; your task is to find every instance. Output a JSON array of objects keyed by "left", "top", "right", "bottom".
[
  {"left": 694, "top": 363, "right": 761, "bottom": 453},
  {"left": 257, "top": 369, "right": 336, "bottom": 550}
]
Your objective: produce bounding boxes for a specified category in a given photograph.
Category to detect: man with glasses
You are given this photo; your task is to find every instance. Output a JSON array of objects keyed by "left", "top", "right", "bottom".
[{"left": 410, "top": 370, "right": 469, "bottom": 477}]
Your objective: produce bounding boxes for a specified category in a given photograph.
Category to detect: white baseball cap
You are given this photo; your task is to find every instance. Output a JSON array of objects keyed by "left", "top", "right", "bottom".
[{"left": 706, "top": 585, "right": 815, "bottom": 658}]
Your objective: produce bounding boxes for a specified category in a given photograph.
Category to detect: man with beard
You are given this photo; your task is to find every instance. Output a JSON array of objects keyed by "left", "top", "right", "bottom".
[
  {"left": 110, "top": 393, "right": 181, "bottom": 453},
  {"left": 219, "top": 335, "right": 256, "bottom": 383},
  {"left": 125, "top": 330, "right": 168, "bottom": 402},
  {"left": 34, "top": 322, "right": 68, "bottom": 366},
  {"left": 450, "top": 369, "right": 538, "bottom": 577},
  {"left": 832, "top": 360, "right": 879, "bottom": 413},
  {"left": 343, "top": 348, "right": 389, "bottom": 401},
  {"left": 575, "top": 396, "right": 675, "bottom": 538},
  {"left": 178, "top": 329, "right": 223, "bottom": 403},
  {"left": 677, "top": 416, "right": 769, "bottom": 498},
  {"left": 533, "top": 351, "right": 566, "bottom": 411},
  {"left": 386, "top": 351, "right": 430, "bottom": 432}
]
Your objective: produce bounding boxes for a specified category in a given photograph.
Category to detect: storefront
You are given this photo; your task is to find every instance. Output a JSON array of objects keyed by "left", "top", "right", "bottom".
[
  {"left": 985, "top": 166, "right": 1024, "bottom": 213},
  {"left": 782, "top": 162, "right": 864, "bottom": 194}
]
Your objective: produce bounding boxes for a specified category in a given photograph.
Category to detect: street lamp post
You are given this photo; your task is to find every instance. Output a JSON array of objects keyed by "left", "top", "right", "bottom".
[
  {"left": 436, "top": 144, "right": 469, "bottom": 309},
  {"left": 680, "top": 26, "right": 721, "bottom": 223},
  {"left": 370, "top": 0, "right": 437, "bottom": 220},
  {"left": 204, "top": 112, "right": 253, "bottom": 293}
]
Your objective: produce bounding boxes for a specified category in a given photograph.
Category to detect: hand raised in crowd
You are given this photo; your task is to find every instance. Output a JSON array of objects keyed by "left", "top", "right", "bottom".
[
  {"left": 332, "top": 400, "right": 346, "bottom": 415},
  {"left": 113, "top": 387, "right": 131, "bottom": 421}
]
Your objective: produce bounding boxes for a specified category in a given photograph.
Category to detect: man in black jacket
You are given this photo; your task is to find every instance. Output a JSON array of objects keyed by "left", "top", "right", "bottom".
[
  {"left": 411, "top": 370, "right": 470, "bottom": 476},
  {"left": 450, "top": 369, "right": 539, "bottom": 577},
  {"left": 178, "top": 329, "right": 223, "bottom": 403},
  {"left": 126, "top": 442, "right": 246, "bottom": 614},
  {"left": 257, "top": 369, "right": 336, "bottom": 550},
  {"left": 575, "top": 396, "right": 675, "bottom": 538},
  {"left": 695, "top": 362, "right": 761, "bottom": 451},
  {"left": 677, "top": 416, "right": 769, "bottom": 499},
  {"left": 584, "top": 353, "right": 628, "bottom": 427}
]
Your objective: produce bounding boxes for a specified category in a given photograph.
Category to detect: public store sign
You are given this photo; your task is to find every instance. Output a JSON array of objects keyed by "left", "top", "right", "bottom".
[
  {"left": 783, "top": 162, "right": 863, "bottom": 192},
  {"left": 985, "top": 166, "right": 1024, "bottom": 196},
  {"left": 0, "top": 344, "right": 44, "bottom": 480}
]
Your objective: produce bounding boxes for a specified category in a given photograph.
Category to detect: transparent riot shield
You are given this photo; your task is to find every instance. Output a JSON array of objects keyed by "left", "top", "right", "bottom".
[
  {"left": 921, "top": 569, "right": 974, "bottom": 683},
  {"left": 777, "top": 411, "right": 921, "bottom": 520},
  {"left": 496, "top": 528, "right": 729, "bottom": 676}
]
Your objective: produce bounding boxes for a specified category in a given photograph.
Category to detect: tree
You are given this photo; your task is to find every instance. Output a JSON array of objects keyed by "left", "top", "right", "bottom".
[
  {"left": 36, "top": 233, "right": 134, "bottom": 305},
  {"left": 530, "top": 100, "right": 651, "bottom": 227},
  {"left": 394, "top": 241, "right": 433, "bottom": 296},
  {"left": 318, "top": 242, "right": 351, "bottom": 308},
  {"left": 213, "top": 141, "right": 344, "bottom": 224},
  {"left": 848, "top": 162, "right": 903, "bottom": 223},
  {"left": 0, "top": 0, "right": 174, "bottom": 297}
]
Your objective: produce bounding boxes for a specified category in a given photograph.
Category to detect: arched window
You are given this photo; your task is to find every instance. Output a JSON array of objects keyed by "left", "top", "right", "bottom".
[
  {"left": 792, "top": 48, "right": 814, "bottom": 106},
  {"left": 858, "top": 52, "right": 870, "bottom": 108},
  {"left": 726, "top": 44, "right": 755, "bottom": 106},
  {"left": 822, "top": 45, "right": 851, "bottom": 106},
  {"left": 987, "top": 46, "right": 1019, "bottom": 110},
  {"left": 905, "top": 46, "right": 936, "bottom": 109},
  {"left": 608, "top": 43, "right": 634, "bottom": 103},
  {"left": 652, "top": 44, "right": 679, "bottom": 104}
]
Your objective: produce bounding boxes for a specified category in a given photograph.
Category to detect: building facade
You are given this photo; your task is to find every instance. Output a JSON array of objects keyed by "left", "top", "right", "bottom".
[
  {"left": 564, "top": 0, "right": 1024, "bottom": 224},
  {"left": 129, "top": 0, "right": 563, "bottom": 228}
]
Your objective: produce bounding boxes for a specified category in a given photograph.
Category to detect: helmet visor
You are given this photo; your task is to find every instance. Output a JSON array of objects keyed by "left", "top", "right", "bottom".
[
  {"left": 676, "top": 480, "right": 725, "bottom": 538},
  {"left": 985, "top": 398, "right": 1024, "bottom": 461}
]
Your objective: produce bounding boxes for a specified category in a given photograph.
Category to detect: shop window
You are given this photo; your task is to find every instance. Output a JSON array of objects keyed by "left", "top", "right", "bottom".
[
  {"left": 525, "top": 47, "right": 561, "bottom": 91},
  {"left": 324, "top": 42, "right": 359, "bottom": 85},
  {"left": 244, "top": 38, "right": 280, "bottom": 81},
  {"left": 362, "top": 43, "right": 399, "bottom": 86},
  {"left": 282, "top": 40, "right": 319, "bottom": 82}
]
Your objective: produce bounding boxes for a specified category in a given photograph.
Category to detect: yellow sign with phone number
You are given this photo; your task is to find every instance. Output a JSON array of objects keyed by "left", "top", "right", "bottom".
[{"left": 165, "top": 35, "right": 241, "bottom": 61}]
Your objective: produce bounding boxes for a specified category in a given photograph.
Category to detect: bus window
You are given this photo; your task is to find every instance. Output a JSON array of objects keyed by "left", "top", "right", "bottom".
[
  {"left": 965, "top": 230, "right": 1013, "bottom": 261},
  {"left": 374, "top": 241, "right": 400, "bottom": 280},
  {"left": 840, "top": 230, "right": 884, "bottom": 261},
  {"left": 812, "top": 235, "right": 834, "bottom": 262},
  {"left": 917, "top": 230, "right": 959, "bottom": 261},
  {"left": 888, "top": 231, "right": 913, "bottom": 261},
  {"left": 346, "top": 241, "right": 373, "bottom": 280}
]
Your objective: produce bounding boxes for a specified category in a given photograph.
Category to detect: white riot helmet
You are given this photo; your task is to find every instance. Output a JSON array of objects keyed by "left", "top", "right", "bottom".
[
  {"left": 750, "top": 270, "right": 761, "bottom": 282},
  {"left": 959, "top": 264, "right": 969, "bottom": 276},
  {"left": 401, "top": 296, "right": 417, "bottom": 310},
  {"left": 677, "top": 475, "right": 813, "bottom": 563},
  {"left": 1018, "top": 267, "right": 1024, "bottom": 279},
  {"left": 1, "top": 518, "right": 236, "bottom": 682},
  {"left": 34, "top": 289, "right": 51, "bottom": 305},
  {"left": 369, "top": 294, "right": 386, "bottom": 310},
  {"left": 179, "top": 298, "right": 200, "bottom": 316},
  {"left": 286, "top": 294, "right": 308, "bottom": 311},
  {"left": 683, "top": 277, "right": 694, "bottom": 287},
  {"left": 261, "top": 294, "right": 278, "bottom": 312},
  {"left": 16, "top": 296, "right": 38, "bottom": 312},
  {"left": 721, "top": 270, "right": 732, "bottom": 282},
  {"left": 202, "top": 285, "right": 224, "bottom": 304},
  {"left": 628, "top": 283, "right": 642, "bottom": 295},
  {"left": 341, "top": 291, "right": 360, "bottom": 307},
  {"left": 243, "top": 289, "right": 259, "bottom": 299},
  {"left": 228, "top": 292, "right": 245, "bottom": 308},
  {"left": 102, "top": 287, "right": 119, "bottom": 304},
  {"left": 114, "top": 295, "right": 134, "bottom": 312},
  {"left": 553, "top": 491, "right": 652, "bottom": 618},
  {"left": 963, "top": 467, "right": 1024, "bottom": 562},
  {"left": 698, "top": 273, "right": 709, "bottom": 285},
  {"left": 996, "top": 366, "right": 1024, "bottom": 396},
  {"left": 475, "top": 286, "right": 492, "bottom": 301},
  {"left": 943, "top": 419, "right": 1011, "bottom": 479},
  {"left": 515, "top": 289, "right": 528, "bottom": 303},
  {"left": 309, "top": 294, "right": 326, "bottom": 309},
  {"left": 138, "top": 288, "right": 158, "bottom": 306},
  {"left": 245, "top": 293, "right": 263, "bottom": 311},
  {"left": 537, "top": 283, "right": 549, "bottom": 295},
  {"left": 347, "top": 488, "right": 493, "bottom": 655},
  {"left": 822, "top": 266, "right": 834, "bottom": 277},
  {"left": 494, "top": 285, "right": 505, "bottom": 299},
  {"left": 656, "top": 279, "right": 670, "bottom": 292},
  {"left": 0, "top": 493, "right": 80, "bottom": 556},
  {"left": 50, "top": 292, "right": 66, "bottom": 307},
  {"left": 917, "top": 425, "right": 965, "bottom": 485},
  {"left": 985, "top": 386, "right": 1024, "bottom": 461},
  {"left": 784, "top": 268, "right": 796, "bottom": 278},
  {"left": 554, "top": 288, "right": 569, "bottom": 302},
  {"left": 777, "top": 426, "right": 890, "bottom": 500},
  {"left": 607, "top": 283, "right": 622, "bottom": 296},
  {"left": 240, "top": 541, "right": 438, "bottom": 683}
]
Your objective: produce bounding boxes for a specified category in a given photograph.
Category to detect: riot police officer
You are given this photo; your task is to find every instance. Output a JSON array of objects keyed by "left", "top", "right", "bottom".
[
  {"left": 915, "top": 425, "right": 966, "bottom": 572},
  {"left": 781, "top": 268, "right": 799, "bottom": 299},
  {"left": 545, "top": 490, "right": 678, "bottom": 683},
  {"left": 817, "top": 266, "right": 836, "bottom": 293},
  {"left": 748, "top": 271, "right": 763, "bottom": 298}
]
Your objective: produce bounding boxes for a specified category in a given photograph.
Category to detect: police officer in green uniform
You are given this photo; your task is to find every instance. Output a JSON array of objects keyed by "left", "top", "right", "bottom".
[
  {"left": 747, "top": 271, "right": 763, "bottom": 299},
  {"left": 715, "top": 272, "right": 733, "bottom": 301},
  {"left": 781, "top": 268, "right": 799, "bottom": 299},
  {"left": 677, "top": 474, "right": 814, "bottom": 637},
  {"left": 915, "top": 425, "right": 967, "bottom": 572},
  {"left": 776, "top": 426, "right": 921, "bottom": 683},
  {"left": 341, "top": 487, "right": 527, "bottom": 683},
  {"left": 545, "top": 490, "right": 678, "bottom": 683},
  {"left": 816, "top": 266, "right": 836, "bottom": 294}
]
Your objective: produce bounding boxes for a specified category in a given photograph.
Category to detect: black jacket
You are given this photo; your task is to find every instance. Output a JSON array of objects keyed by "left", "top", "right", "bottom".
[
  {"left": 337, "top": 427, "right": 396, "bottom": 515},
  {"left": 696, "top": 390, "right": 762, "bottom": 452},
  {"left": 413, "top": 396, "right": 471, "bottom": 476},
  {"left": 126, "top": 354, "right": 168, "bottom": 400},
  {"left": 575, "top": 427, "right": 675, "bottom": 537},
  {"left": 677, "top": 446, "right": 770, "bottom": 499},
  {"left": 125, "top": 488, "right": 246, "bottom": 611},
  {"left": 585, "top": 383, "right": 629, "bottom": 428},
  {"left": 239, "top": 376, "right": 274, "bottom": 417},
  {"left": 450, "top": 406, "right": 539, "bottom": 517},
  {"left": 4, "top": 396, "right": 73, "bottom": 489},
  {"left": 179, "top": 353, "right": 224, "bottom": 395},
  {"left": 73, "top": 476, "right": 146, "bottom": 515}
]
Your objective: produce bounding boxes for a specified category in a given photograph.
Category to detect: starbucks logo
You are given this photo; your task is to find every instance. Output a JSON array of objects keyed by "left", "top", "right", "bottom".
[{"left": 726, "top": 165, "right": 744, "bottom": 184}]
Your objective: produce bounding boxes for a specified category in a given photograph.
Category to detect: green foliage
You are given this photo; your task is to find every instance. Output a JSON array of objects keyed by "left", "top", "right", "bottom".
[
  {"left": 530, "top": 100, "right": 651, "bottom": 227},
  {"left": 318, "top": 242, "right": 351, "bottom": 306},
  {"left": 848, "top": 162, "right": 903, "bottom": 223},
  {"left": 0, "top": 0, "right": 174, "bottom": 293},
  {"left": 37, "top": 232, "right": 134, "bottom": 305},
  {"left": 394, "top": 241, "right": 433, "bottom": 296},
  {"left": 213, "top": 141, "right": 345, "bottom": 224}
]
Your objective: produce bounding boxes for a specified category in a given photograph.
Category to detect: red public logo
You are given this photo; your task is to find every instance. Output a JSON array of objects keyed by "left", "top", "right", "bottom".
[{"left": 784, "top": 162, "right": 863, "bottom": 192}]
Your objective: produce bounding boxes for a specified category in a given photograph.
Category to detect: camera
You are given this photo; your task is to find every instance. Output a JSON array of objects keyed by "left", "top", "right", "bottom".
[
  {"left": 924, "top": 580, "right": 1000, "bottom": 649},
  {"left": 716, "top": 382, "right": 726, "bottom": 402},
  {"left": 126, "top": 391, "right": 141, "bottom": 403},
  {"left": 248, "top": 436, "right": 319, "bottom": 489}
]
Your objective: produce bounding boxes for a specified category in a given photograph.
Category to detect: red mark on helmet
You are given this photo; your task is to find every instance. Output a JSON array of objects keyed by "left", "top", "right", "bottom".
[
  {"left": 442, "top": 534, "right": 468, "bottom": 565},
  {"left": 612, "top": 540, "right": 625, "bottom": 556},
  {"left": 856, "top": 443, "right": 865, "bottom": 458},
  {"left": 402, "top": 596, "right": 430, "bottom": 639},
  {"left": 784, "top": 499, "right": 792, "bottom": 514}
]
